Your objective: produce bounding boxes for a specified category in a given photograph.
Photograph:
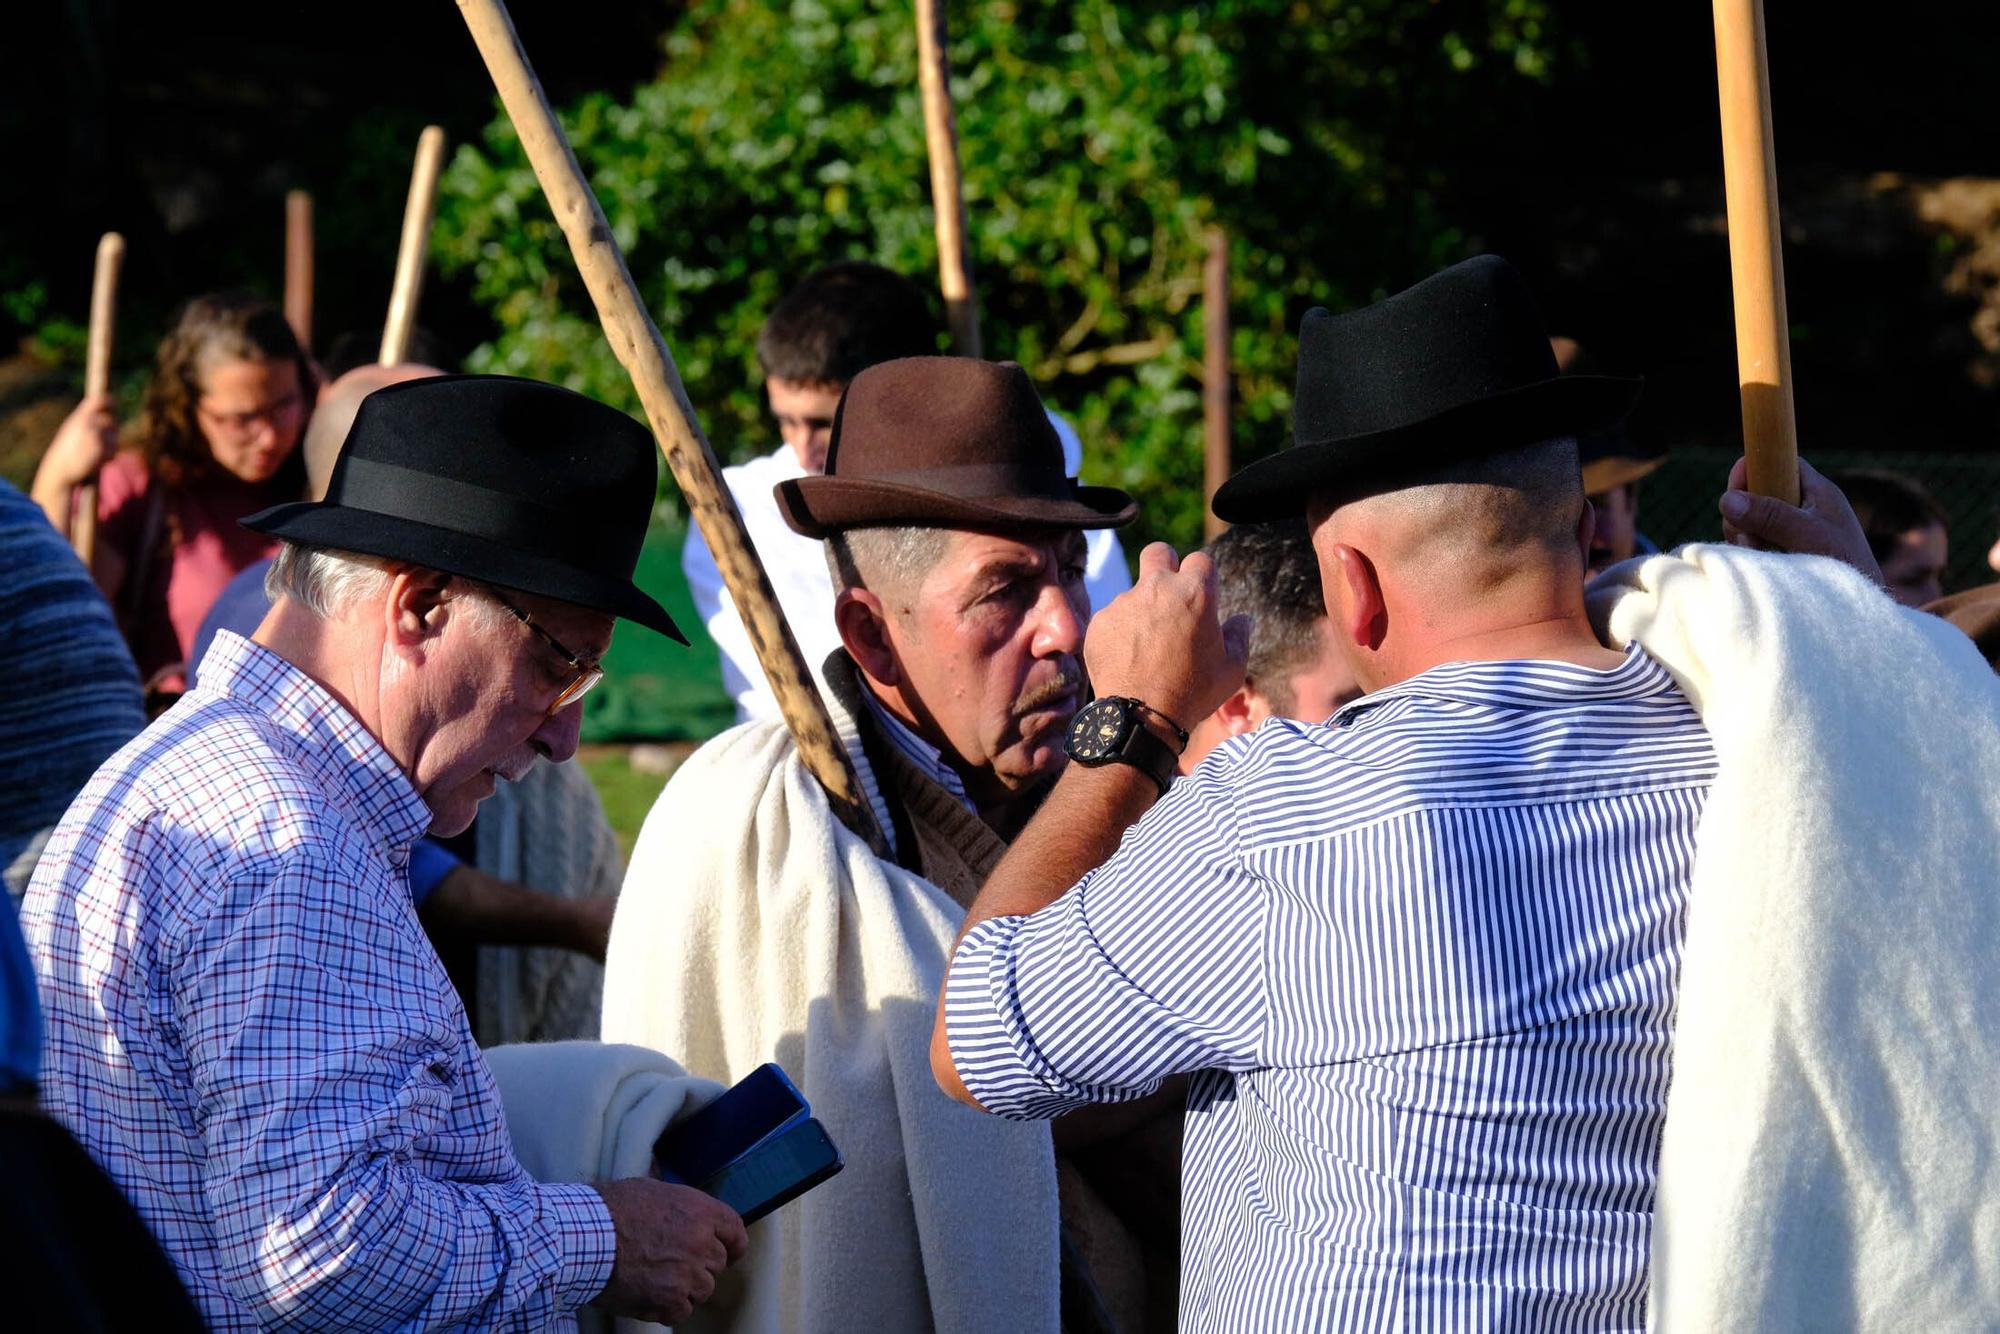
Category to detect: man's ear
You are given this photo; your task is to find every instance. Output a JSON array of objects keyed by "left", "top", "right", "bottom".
[
  {"left": 386, "top": 568, "right": 450, "bottom": 653},
  {"left": 1213, "top": 685, "right": 1259, "bottom": 738},
  {"left": 835, "top": 587, "right": 901, "bottom": 689},
  {"left": 1328, "top": 543, "right": 1387, "bottom": 652}
]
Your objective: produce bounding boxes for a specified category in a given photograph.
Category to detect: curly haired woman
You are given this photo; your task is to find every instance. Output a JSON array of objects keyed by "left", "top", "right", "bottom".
[{"left": 33, "top": 293, "right": 315, "bottom": 692}]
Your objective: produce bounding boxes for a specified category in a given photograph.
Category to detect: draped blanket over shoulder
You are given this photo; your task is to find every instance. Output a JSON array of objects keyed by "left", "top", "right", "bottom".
[
  {"left": 603, "top": 718, "right": 1063, "bottom": 1334},
  {"left": 1588, "top": 544, "right": 2000, "bottom": 1332}
]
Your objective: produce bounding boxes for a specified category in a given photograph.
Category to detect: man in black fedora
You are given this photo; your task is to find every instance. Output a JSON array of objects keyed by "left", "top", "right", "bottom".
[
  {"left": 22, "top": 374, "right": 746, "bottom": 1330},
  {"left": 606, "top": 356, "right": 1179, "bottom": 1332},
  {"left": 931, "top": 255, "right": 1735, "bottom": 1329}
]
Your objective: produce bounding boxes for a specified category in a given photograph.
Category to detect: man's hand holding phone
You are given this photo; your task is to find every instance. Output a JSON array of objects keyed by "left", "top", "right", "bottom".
[{"left": 591, "top": 1178, "right": 748, "bottom": 1325}]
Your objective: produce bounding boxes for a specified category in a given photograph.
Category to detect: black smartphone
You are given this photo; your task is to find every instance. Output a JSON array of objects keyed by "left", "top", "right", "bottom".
[
  {"left": 655, "top": 1063, "right": 807, "bottom": 1186},
  {"left": 699, "top": 1117, "right": 844, "bottom": 1225}
]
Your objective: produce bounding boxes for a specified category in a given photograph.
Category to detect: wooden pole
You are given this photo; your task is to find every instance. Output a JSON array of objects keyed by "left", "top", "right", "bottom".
[
  {"left": 1713, "top": 0, "right": 1799, "bottom": 505},
  {"left": 72, "top": 231, "right": 124, "bottom": 565},
  {"left": 1202, "top": 226, "right": 1231, "bottom": 543},
  {"left": 915, "top": 0, "right": 980, "bottom": 357},
  {"left": 454, "top": 0, "right": 888, "bottom": 855},
  {"left": 285, "top": 190, "right": 314, "bottom": 355},
  {"left": 380, "top": 125, "right": 447, "bottom": 365}
]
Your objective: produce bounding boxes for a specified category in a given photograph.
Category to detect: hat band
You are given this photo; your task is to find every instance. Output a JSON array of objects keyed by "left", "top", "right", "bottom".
[
  {"left": 857, "top": 460, "right": 1068, "bottom": 497},
  {"left": 332, "top": 455, "right": 635, "bottom": 573}
]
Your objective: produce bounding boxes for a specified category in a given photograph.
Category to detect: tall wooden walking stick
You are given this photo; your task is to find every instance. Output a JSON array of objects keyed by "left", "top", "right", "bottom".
[
  {"left": 1202, "top": 226, "right": 1231, "bottom": 542},
  {"left": 455, "top": 0, "right": 887, "bottom": 855},
  {"left": 72, "top": 231, "right": 125, "bottom": 565},
  {"left": 1713, "top": 0, "right": 1799, "bottom": 505},
  {"left": 285, "top": 190, "right": 314, "bottom": 355},
  {"left": 915, "top": 0, "right": 980, "bottom": 357},
  {"left": 380, "top": 125, "right": 447, "bottom": 365}
]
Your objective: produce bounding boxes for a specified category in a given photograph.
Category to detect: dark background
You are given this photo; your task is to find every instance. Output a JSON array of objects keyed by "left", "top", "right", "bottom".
[{"left": 5, "top": 2, "right": 1998, "bottom": 470}]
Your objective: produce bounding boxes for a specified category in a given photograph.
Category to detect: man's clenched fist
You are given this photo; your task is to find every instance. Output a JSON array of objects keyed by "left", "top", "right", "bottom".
[{"left": 1084, "top": 542, "right": 1252, "bottom": 734}]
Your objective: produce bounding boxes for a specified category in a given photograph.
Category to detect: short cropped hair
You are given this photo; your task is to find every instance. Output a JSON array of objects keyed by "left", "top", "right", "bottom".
[
  {"left": 756, "top": 262, "right": 938, "bottom": 387},
  {"left": 823, "top": 526, "right": 951, "bottom": 603},
  {"left": 267, "top": 541, "right": 505, "bottom": 632},
  {"left": 1208, "top": 520, "right": 1327, "bottom": 716},
  {"left": 1829, "top": 468, "right": 1949, "bottom": 563}
]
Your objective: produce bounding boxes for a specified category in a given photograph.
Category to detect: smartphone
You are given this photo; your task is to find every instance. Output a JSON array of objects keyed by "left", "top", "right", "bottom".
[
  {"left": 699, "top": 1117, "right": 844, "bottom": 1225},
  {"left": 655, "top": 1063, "right": 809, "bottom": 1186}
]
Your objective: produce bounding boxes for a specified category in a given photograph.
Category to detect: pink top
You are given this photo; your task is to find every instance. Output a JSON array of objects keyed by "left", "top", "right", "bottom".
[{"left": 94, "top": 451, "right": 293, "bottom": 687}]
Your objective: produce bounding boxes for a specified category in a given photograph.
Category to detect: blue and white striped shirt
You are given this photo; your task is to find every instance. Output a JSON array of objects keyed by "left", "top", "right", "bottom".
[{"left": 945, "top": 649, "right": 1717, "bottom": 1331}]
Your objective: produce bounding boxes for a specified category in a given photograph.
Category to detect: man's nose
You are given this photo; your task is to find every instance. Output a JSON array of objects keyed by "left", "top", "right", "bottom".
[
  {"left": 530, "top": 700, "right": 584, "bottom": 765},
  {"left": 1032, "top": 582, "right": 1086, "bottom": 658}
]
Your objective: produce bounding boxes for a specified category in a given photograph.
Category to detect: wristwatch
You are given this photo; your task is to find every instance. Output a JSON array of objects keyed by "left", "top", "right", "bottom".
[{"left": 1063, "top": 696, "right": 1184, "bottom": 795}]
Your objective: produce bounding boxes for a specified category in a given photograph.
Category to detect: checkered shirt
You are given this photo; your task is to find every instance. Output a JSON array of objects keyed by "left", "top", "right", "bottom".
[{"left": 22, "top": 632, "right": 616, "bottom": 1331}]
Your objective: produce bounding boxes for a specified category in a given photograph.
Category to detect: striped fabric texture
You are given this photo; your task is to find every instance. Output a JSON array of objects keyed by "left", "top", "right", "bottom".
[
  {"left": 21, "top": 632, "right": 615, "bottom": 1331},
  {"left": 947, "top": 649, "right": 1718, "bottom": 1331},
  {"left": 0, "top": 480, "right": 145, "bottom": 865}
]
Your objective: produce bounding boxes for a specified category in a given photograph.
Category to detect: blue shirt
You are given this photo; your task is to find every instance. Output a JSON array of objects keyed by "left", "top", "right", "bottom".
[
  {"left": 946, "top": 649, "right": 1718, "bottom": 1331},
  {"left": 23, "top": 632, "right": 615, "bottom": 1330},
  {"left": 0, "top": 479, "right": 146, "bottom": 871}
]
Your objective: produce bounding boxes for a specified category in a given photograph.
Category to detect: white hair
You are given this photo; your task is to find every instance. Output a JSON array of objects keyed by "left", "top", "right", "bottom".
[
  {"left": 823, "top": 526, "right": 952, "bottom": 598},
  {"left": 265, "top": 541, "right": 507, "bottom": 630}
]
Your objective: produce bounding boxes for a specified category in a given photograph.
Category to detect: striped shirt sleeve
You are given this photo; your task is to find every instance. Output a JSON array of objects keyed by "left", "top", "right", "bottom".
[{"left": 945, "top": 764, "right": 1269, "bottom": 1120}]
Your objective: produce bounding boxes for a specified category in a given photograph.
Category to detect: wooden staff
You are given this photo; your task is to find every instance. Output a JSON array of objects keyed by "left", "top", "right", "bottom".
[
  {"left": 380, "top": 125, "right": 447, "bottom": 365},
  {"left": 285, "top": 190, "right": 314, "bottom": 354},
  {"left": 455, "top": 0, "right": 888, "bottom": 855},
  {"left": 915, "top": 0, "right": 980, "bottom": 357},
  {"left": 1202, "top": 226, "right": 1231, "bottom": 542},
  {"left": 72, "top": 231, "right": 125, "bottom": 565},
  {"left": 1713, "top": 0, "right": 1799, "bottom": 505}
]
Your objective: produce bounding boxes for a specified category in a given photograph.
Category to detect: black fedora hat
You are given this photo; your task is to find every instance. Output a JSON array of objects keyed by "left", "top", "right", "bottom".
[
  {"left": 1211, "top": 255, "right": 1642, "bottom": 523},
  {"left": 775, "top": 357, "right": 1135, "bottom": 539},
  {"left": 243, "top": 374, "right": 685, "bottom": 642}
]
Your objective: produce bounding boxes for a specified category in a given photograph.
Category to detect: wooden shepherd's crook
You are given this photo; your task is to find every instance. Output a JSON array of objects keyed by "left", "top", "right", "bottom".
[
  {"left": 1202, "top": 226, "right": 1231, "bottom": 543},
  {"left": 285, "top": 191, "right": 314, "bottom": 355},
  {"left": 915, "top": 0, "right": 981, "bottom": 357},
  {"left": 72, "top": 231, "right": 124, "bottom": 565},
  {"left": 1713, "top": 0, "right": 1800, "bottom": 506},
  {"left": 454, "top": 0, "right": 888, "bottom": 856},
  {"left": 380, "top": 126, "right": 447, "bottom": 365}
]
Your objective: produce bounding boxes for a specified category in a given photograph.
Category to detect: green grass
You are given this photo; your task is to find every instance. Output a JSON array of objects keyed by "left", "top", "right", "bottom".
[{"left": 579, "top": 747, "right": 682, "bottom": 863}]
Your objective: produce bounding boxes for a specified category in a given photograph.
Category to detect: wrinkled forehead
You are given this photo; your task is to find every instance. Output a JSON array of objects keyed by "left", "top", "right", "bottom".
[{"left": 918, "top": 525, "right": 1088, "bottom": 596}]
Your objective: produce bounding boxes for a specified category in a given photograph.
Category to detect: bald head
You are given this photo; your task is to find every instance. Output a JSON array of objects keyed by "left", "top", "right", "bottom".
[
  {"left": 1307, "top": 436, "right": 1611, "bottom": 689},
  {"left": 304, "top": 363, "right": 444, "bottom": 500}
]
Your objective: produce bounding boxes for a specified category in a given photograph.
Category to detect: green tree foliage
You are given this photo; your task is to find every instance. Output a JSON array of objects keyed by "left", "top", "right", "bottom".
[{"left": 435, "top": 0, "right": 1564, "bottom": 552}]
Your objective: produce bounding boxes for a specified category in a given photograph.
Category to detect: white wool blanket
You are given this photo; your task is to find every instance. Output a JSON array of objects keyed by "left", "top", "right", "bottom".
[
  {"left": 484, "top": 1040, "right": 780, "bottom": 1334},
  {"left": 602, "top": 719, "right": 1062, "bottom": 1334},
  {"left": 1587, "top": 544, "right": 2000, "bottom": 1331}
]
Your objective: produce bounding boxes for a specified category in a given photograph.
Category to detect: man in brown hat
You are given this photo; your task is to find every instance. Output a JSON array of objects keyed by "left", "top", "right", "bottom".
[{"left": 606, "top": 357, "right": 1174, "bottom": 1333}]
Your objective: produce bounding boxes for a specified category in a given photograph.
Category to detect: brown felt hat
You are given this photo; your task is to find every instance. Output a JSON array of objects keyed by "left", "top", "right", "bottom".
[{"left": 775, "top": 357, "right": 1137, "bottom": 538}]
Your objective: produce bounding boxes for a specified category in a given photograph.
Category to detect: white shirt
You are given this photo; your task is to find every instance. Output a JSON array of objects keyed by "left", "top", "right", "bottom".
[{"left": 684, "top": 443, "right": 1131, "bottom": 723}]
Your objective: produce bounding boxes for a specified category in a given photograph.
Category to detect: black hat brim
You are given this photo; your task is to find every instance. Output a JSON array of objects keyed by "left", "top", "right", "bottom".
[
  {"left": 775, "top": 476, "right": 1136, "bottom": 540},
  {"left": 1212, "top": 372, "right": 1641, "bottom": 524},
  {"left": 244, "top": 500, "right": 688, "bottom": 644}
]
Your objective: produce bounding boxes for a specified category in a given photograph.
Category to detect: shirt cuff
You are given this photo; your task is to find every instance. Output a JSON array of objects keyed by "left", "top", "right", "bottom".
[
  {"left": 541, "top": 1182, "right": 619, "bottom": 1312},
  {"left": 944, "top": 917, "right": 1094, "bottom": 1121}
]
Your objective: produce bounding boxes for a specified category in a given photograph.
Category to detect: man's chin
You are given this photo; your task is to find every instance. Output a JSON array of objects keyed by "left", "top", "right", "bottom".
[{"left": 424, "top": 770, "right": 500, "bottom": 837}]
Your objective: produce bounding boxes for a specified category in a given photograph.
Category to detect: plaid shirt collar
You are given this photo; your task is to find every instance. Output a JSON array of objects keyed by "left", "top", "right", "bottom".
[{"left": 194, "top": 632, "right": 434, "bottom": 863}]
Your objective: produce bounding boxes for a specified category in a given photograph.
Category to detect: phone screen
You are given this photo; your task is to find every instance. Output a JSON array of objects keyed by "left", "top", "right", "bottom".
[
  {"left": 701, "top": 1118, "right": 843, "bottom": 1225},
  {"left": 656, "top": 1063, "right": 808, "bottom": 1185}
]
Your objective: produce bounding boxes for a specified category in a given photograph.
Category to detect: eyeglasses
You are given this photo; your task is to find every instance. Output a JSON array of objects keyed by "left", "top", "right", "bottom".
[
  {"left": 195, "top": 390, "right": 303, "bottom": 437},
  {"left": 483, "top": 585, "right": 606, "bottom": 715}
]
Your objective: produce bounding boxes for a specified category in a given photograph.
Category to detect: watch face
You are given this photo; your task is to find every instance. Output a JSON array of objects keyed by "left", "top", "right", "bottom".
[{"left": 1066, "top": 697, "right": 1130, "bottom": 762}]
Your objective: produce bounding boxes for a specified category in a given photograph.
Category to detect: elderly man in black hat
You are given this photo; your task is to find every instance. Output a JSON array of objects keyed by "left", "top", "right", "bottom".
[
  {"left": 929, "top": 256, "right": 1719, "bottom": 1329},
  {"left": 22, "top": 375, "right": 746, "bottom": 1331},
  {"left": 605, "top": 357, "right": 1175, "bottom": 1333}
]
